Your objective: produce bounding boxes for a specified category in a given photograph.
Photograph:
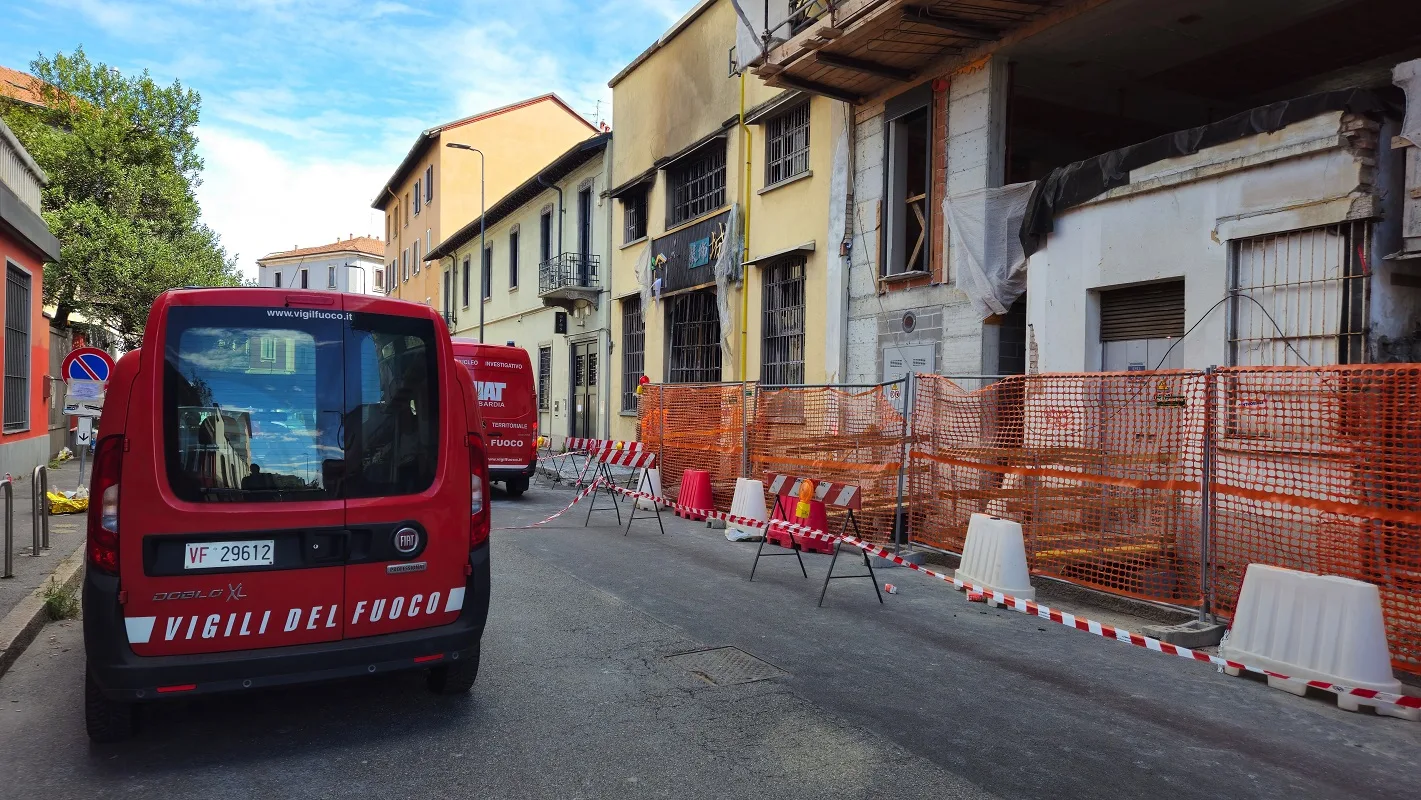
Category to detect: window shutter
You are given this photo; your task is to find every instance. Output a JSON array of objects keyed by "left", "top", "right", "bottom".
[
  {"left": 1099, "top": 281, "right": 1186, "bottom": 342},
  {"left": 425, "top": 166, "right": 433, "bottom": 202}
]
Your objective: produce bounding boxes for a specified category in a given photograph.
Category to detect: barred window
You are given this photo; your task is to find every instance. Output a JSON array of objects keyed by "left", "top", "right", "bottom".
[
  {"left": 537, "top": 346, "right": 552, "bottom": 410},
  {"left": 761, "top": 257, "right": 805, "bottom": 386},
  {"left": 667, "top": 290, "right": 721, "bottom": 384},
  {"left": 623, "top": 189, "right": 647, "bottom": 244},
  {"left": 765, "top": 103, "right": 810, "bottom": 186},
  {"left": 667, "top": 144, "right": 726, "bottom": 228},
  {"left": 4, "top": 264, "right": 31, "bottom": 432},
  {"left": 1229, "top": 222, "right": 1370, "bottom": 367},
  {"left": 621, "top": 297, "right": 645, "bottom": 411}
]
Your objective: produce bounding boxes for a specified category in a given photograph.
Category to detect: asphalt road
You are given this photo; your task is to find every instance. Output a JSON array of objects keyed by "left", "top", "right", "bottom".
[{"left": 0, "top": 484, "right": 1418, "bottom": 799}]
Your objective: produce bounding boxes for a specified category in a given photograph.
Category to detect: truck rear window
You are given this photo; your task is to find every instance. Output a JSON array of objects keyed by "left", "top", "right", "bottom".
[{"left": 163, "top": 306, "right": 439, "bottom": 503}]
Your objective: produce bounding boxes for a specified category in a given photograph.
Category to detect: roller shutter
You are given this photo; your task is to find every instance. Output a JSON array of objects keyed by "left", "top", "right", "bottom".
[{"left": 1099, "top": 281, "right": 1185, "bottom": 342}]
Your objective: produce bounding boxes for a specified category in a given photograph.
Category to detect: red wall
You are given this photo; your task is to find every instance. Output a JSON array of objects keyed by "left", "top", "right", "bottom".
[{"left": 0, "top": 227, "right": 50, "bottom": 448}]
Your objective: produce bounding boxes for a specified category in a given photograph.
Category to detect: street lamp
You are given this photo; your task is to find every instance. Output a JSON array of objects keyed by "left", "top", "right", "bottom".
[{"left": 445, "top": 142, "right": 486, "bottom": 343}]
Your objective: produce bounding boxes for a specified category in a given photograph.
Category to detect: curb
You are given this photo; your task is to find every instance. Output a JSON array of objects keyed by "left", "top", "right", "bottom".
[{"left": 0, "top": 544, "right": 86, "bottom": 680}]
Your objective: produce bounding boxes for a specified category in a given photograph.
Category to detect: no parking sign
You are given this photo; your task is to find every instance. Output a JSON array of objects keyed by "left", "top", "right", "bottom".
[{"left": 62, "top": 347, "right": 114, "bottom": 418}]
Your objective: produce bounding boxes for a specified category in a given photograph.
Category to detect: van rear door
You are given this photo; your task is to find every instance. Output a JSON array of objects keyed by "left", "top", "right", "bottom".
[
  {"left": 121, "top": 294, "right": 349, "bottom": 656},
  {"left": 454, "top": 343, "right": 536, "bottom": 473},
  {"left": 341, "top": 295, "right": 470, "bottom": 639}
]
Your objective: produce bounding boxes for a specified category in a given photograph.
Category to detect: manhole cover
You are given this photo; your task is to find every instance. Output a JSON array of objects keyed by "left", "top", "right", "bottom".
[{"left": 665, "top": 646, "right": 787, "bottom": 686}]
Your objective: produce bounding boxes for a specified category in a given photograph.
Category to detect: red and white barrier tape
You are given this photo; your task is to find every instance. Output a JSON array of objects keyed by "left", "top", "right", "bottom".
[
  {"left": 498, "top": 479, "right": 607, "bottom": 529},
  {"left": 765, "top": 520, "right": 1421, "bottom": 713},
  {"left": 608, "top": 484, "right": 769, "bottom": 530}
]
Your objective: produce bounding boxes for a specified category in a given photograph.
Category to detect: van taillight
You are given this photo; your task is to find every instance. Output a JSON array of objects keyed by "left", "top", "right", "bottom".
[
  {"left": 86, "top": 435, "right": 123, "bottom": 575},
  {"left": 469, "top": 435, "right": 490, "bottom": 549}
]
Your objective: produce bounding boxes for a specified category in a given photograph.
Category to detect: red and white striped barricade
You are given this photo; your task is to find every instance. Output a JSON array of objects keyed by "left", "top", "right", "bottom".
[{"left": 752, "top": 472, "right": 882, "bottom": 607}]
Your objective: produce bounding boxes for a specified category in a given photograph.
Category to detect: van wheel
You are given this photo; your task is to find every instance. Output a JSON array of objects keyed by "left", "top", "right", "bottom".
[
  {"left": 427, "top": 649, "right": 480, "bottom": 695},
  {"left": 85, "top": 668, "right": 135, "bottom": 743},
  {"left": 504, "top": 478, "right": 528, "bottom": 497}
]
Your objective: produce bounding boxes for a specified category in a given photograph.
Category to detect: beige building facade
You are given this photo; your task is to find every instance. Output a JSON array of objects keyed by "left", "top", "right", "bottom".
[
  {"left": 607, "top": 0, "right": 844, "bottom": 442},
  {"left": 427, "top": 133, "right": 613, "bottom": 446},
  {"left": 371, "top": 95, "right": 598, "bottom": 314}
]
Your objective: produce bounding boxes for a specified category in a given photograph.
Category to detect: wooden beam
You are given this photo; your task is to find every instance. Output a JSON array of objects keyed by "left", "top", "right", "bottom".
[
  {"left": 816, "top": 53, "right": 913, "bottom": 82},
  {"left": 773, "top": 74, "right": 864, "bottom": 105},
  {"left": 901, "top": 7, "right": 1000, "bottom": 40}
]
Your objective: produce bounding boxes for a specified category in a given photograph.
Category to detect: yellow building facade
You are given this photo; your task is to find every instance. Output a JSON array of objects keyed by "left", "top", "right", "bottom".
[
  {"left": 371, "top": 95, "right": 598, "bottom": 312},
  {"left": 607, "top": 0, "right": 844, "bottom": 442},
  {"left": 427, "top": 134, "right": 613, "bottom": 446}
]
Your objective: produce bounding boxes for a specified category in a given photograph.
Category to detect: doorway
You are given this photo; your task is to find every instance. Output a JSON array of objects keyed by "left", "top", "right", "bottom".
[{"left": 570, "top": 338, "right": 597, "bottom": 439}]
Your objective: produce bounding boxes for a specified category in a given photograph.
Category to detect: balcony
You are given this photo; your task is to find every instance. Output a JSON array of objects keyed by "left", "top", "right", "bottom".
[
  {"left": 749, "top": 1, "right": 1061, "bottom": 104},
  {"left": 538, "top": 252, "right": 601, "bottom": 311}
]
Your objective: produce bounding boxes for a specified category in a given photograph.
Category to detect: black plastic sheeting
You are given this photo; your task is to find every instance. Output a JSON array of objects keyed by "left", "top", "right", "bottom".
[{"left": 1020, "top": 88, "right": 1399, "bottom": 258}]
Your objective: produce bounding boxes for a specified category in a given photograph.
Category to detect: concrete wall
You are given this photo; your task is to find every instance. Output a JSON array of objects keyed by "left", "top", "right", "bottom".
[
  {"left": 381, "top": 98, "right": 598, "bottom": 311},
  {"left": 846, "top": 57, "right": 1007, "bottom": 384},
  {"left": 444, "top": 154, "right": 611, "bottom": 445},
  {"left": 1025, "top": 111, "right": 1386, "bottom": 373}
]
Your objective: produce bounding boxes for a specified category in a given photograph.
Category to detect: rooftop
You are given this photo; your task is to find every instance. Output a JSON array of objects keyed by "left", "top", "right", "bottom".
[
  {"left": 0, "top": 64, "right": 45, "bottom": 108},
  {"left": 370, "top": 93, "right": 597, "bottom": 210},
  {"left": 258, "top": 235, "right": 385, "bottom": 263}
]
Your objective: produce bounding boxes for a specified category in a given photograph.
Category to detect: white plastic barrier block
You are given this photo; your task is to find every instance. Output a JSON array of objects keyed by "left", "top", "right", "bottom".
[
  {"left": 956, "top": 513, "right": 1034, "bottom": 601},
  {"left": 726, "top": 478, "right": 767, "bottom": 541},
  {"left": 635, "top": 468, "right": 663, "bottom": 511},
  {"left": 1219, "top": 563, "right": 1417, "bottom": 721}
]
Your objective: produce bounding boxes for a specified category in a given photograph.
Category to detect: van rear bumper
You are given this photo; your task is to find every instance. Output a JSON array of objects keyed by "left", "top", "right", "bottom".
[
  {"left": 489, "top": 461, "right": 536, "bottom": 481},
  {"left": 83, "top": 544, "right": 491, "bottom": 702}
]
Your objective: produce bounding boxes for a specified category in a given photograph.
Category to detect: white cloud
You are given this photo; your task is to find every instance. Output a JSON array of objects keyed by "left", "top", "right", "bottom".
[{"left": 195, "top": 126, "right": 391, "bottom": 280}]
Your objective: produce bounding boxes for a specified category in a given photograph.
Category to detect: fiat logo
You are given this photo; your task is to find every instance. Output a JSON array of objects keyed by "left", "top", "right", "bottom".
[{"left": 393, "top": 528, "right": 420, "bottom": 555}]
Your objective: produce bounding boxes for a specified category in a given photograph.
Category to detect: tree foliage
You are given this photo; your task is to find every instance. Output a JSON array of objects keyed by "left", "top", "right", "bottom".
[{"left": 0, "top": 47, "right": 244, "bottom": 347}]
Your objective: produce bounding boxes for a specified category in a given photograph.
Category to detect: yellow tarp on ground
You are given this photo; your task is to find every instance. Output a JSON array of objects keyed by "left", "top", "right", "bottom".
[{"left": 47, "top": 492, "right": 88, "bottom": 515}]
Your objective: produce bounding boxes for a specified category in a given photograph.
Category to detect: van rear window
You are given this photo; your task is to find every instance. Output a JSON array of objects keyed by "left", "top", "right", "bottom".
[{"left": 163, "top": 306, "right": 439, "bottom": 503}]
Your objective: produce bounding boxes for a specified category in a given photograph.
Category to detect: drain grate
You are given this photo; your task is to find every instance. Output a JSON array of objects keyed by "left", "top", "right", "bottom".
[{"left": 666, "top": 646, "right": 788, "bottom": 686}]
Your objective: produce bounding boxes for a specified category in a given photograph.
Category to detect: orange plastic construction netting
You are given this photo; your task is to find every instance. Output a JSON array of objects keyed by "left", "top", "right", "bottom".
[
  {"left": 749, "top": 383, "right": 907, "bottom": 542},
  {"left": 909, "top": 371, "right": 1208, "bottom": 607},
  {"left": 638, "top": 383, "right": 749, "bottom": 510},
  {"left": 1210, "top": 365, "right": 1421, "bottom": 674}
]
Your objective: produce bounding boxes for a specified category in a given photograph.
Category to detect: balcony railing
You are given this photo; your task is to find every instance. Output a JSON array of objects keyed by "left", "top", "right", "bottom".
[{"left": 539, "top": 253, "right": 601, "bottom": 296}]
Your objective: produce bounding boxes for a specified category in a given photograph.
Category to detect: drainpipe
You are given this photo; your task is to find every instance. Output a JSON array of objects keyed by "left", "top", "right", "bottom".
[{"left": 600, "top": 138, "right": 615, "bottom": 438}]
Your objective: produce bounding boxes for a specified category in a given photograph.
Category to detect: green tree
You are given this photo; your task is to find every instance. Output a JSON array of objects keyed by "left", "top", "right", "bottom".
[{"left": 0, "top": 47, "right": 244, "bottom": 348}]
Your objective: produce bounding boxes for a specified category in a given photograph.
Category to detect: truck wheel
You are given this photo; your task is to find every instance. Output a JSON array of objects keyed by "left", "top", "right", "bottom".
[
  {"left": 85, "top": 667, "right": 135, "bottom": 743},
  {"left": 427, "top": 648, "right": 481, "bottom": 695},
  {"left": 504, "top": 477, "right": 529, "bottom": 497}
]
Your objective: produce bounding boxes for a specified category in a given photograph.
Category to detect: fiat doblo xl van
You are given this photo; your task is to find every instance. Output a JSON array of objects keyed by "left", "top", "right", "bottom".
[
  {"left": 450, "top": 340, "right": 537, "bottom": 496},
  {"left": 82, "top": 288, "right": 492, "bottom": 742}
]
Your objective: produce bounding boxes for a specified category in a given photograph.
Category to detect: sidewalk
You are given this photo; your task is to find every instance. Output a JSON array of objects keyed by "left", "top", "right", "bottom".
[{"left": 0, "top": 457, "right": 88, "bottom": 676}]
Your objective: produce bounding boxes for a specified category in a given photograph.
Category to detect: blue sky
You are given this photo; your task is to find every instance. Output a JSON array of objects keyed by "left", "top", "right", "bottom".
[{"left": 1, "top": 0, "right": 696, "bottom": 278}]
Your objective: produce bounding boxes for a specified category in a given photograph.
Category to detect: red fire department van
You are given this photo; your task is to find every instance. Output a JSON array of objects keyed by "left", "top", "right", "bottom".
[
  {"left": 450, "top": 340, "right": 537, "bottom": 496},
  {"left": 82, "top": 288, "right": 492, "bottom": 742}
]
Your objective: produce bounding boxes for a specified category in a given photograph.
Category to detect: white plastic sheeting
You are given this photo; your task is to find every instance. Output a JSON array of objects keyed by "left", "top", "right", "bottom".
[
  {"left": 714, "top": 203, "right": 745, "bottom": 367},
  {"left": 943, "top": 181, "right": 1037, "bottom": 319},
  {"left": 633, "top": 244, "right": 654, "bottom": 309},
  {"left": 1396, "top": 58, "right": 1421, "bottom": 147}
]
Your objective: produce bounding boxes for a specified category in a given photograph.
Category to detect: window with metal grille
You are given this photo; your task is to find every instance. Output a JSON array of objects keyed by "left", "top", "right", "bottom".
[
  {"left": 4, "top": 265, "right": 30, "bottom": 431},
  {"left": 509, "top": 229, "right": 519, "bottom": 289},
  {"left": 765, "top": 103, "right": 810, "bottom": 186},
  {"left": 621, "top": 297, "right": 644, "bottom": 411},
  {"left": 482, "top": 247, "right": 492, "bottom": 300},
  {"left": 623, "top": 189, "right": 647, "bottom": 244},
  {"left": 761, "top": 257, "right": 805, "bottom": 386},
  {"left": 667, "top": 144, "right": 726, "bottom": 228},
  {"left": 1229, "top": 222, "right": 1370, "bottom": 367},
  {"left": 666, "top": 290, "right": 721, "bottom": 383},
  {"left": 537, "top": 346, "right": 551, "bottom": 410}
]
